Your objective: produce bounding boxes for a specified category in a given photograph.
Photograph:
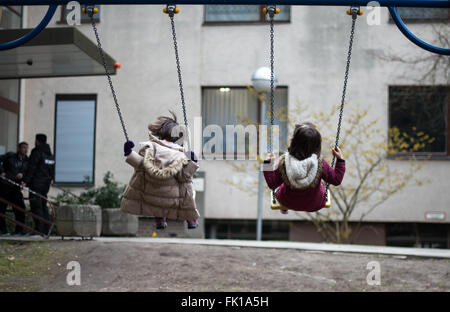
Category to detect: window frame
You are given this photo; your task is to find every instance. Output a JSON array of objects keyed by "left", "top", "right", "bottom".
[
  {"left": 0, "top": 79, "right": 21, "bottom": 154},
  {"left": 53, "top": 94, "right": 97, "bottom": 186},
  {"left": 0, "top": 95, "right": 20, "bottom": 155},
  {"left": 3, "top": 6, "right": 22, "bottom": 17},
  {"left": 203, "top": 5, "right": 291, "bottom": 25},
  {"left": 387, "top": 85, "right": 450, "bottom": 160},
  {"left": 201, "top": 85, "right": 288, "bottom": 160},
  {"left": 1, "top": 6, "right": 23, "bottom": 29},
  {"left": 0, "top": 96, "right": 19, "bottom": 114},
  {"left": 388, "top": 7, "right": 450, "bottom": 23}
]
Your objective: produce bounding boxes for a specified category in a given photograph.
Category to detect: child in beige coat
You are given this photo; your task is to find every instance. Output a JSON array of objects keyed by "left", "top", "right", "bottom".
[{"left": 121, "top": 112, "right": 199, "bottom": 230}]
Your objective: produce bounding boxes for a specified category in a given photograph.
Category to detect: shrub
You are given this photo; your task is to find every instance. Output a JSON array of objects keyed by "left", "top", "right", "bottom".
[{"left": 53, "top": 171, "right": 126, "bottom": 209}]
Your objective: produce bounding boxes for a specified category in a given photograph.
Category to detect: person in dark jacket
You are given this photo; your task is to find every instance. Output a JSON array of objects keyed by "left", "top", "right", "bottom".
[
  {"left": 22, "top": 134, "right": 55, "bottom": 235},
  {"left": 0, "top": 142, "right": 29, "bottom": 236}
]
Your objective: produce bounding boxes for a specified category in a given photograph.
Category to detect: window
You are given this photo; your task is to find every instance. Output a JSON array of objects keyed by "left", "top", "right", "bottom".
[
  {"left": 204, "top": 5, "right": 290, "bottom": 24},
  {"left": 202, "top": 86, "right": 288, "bottom": 159},
  {"left": 60, "top": 5, "right": 100, "bottom": 24},
  {"left": 389, "top": 86, "right": 450, "bottom": 157},
  {"left": 205, "top": 219, "right": 289, "bottom": 240},
  {"left": 394, "top": 7, "right": 449, "bottom": 22},
  {"left": 0, "top": 79, "right": 20, "bottom": 154},
  {"left": 0, "top": 104, "right": 18, "bottom": 155},
  {"left": 54, "top": 95, "right": 96, "bottom": 184},
  {"left": 0, "top": 6, "right": 22, "bottom": 29},
  {"left": 386, "top": 223, "right": 449, "bottom": 249}
]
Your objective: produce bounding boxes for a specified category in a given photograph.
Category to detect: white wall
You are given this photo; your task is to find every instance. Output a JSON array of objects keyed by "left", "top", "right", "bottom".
[{"left": 24, "top": 5, "right": 450, "bottom": 223}]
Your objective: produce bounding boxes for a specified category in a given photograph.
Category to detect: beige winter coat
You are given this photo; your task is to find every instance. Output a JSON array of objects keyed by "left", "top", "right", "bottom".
[{"left": 120, "top": 135, "right": 200, "bottom": 221}]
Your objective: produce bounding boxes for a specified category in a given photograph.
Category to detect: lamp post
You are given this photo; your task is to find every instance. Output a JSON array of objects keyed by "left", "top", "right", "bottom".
[{"left": 251, "top": 67, "right": 278, "bottom": 241}]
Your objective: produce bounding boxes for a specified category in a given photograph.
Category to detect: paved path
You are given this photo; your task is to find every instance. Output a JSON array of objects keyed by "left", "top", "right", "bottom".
[{"left": 2, "top": 236, "right": 450, "bottom": 258}]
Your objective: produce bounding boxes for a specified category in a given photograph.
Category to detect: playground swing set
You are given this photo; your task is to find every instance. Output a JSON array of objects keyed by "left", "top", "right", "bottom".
[{"left": 0, "top": 1, "right": 448, "bottom": 237}]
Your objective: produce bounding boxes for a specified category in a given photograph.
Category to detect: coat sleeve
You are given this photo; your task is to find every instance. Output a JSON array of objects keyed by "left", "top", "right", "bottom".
[
  {"left": 125, "top": 151, "right": 144, "bottom": 169},
  {"left": 23, "top": 149, "right": 40, "bottom": 184},
  {"left": 263, "top": 166, "right": 284, "bottom": 190},
  {"left": 176, "top": 160, "right": 199, "bottom": 183},
  {"left": 322, "top": 158, "right": 346, "bottom": 186}
]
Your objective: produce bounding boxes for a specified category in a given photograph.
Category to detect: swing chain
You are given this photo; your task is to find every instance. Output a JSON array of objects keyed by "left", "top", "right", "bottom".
[
  {"left": 325, "top": 6, "right": 358, "bottom": 201},
  {"left": 87, "top": 5, "right": 129, "bottom": 142},
  {"left": 266, "top": 5, "right": 278, "bottom": 153},
  {"left": 166, "top": 5, "right": 190, "bottom": 149},
  {"left": 269, "top": 14, "right": 275, "bottom": 152},
  {"left": 265, "top": 5, "right": 279, "bottom": 205}
]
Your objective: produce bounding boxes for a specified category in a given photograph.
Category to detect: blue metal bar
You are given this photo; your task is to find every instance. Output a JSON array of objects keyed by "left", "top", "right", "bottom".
[
  {"left": 0, "top": 0, "right": 449, "bottom": 7},
  {"left": 0, "top": 0, "right": 447, "bottom": 54},
  {"left": 388, "top": 6, "right": 450, "bottom": 55},
  {"left": 0, "top": 5, "right": 57, "bottom": 51}
]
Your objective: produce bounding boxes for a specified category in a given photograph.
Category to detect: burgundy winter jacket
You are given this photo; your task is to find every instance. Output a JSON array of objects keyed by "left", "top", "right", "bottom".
[{"left": 263, "top": 153, "right": 346, "bottom": 212}]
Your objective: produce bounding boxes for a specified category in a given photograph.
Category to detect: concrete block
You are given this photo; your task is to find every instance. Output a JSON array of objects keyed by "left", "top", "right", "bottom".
[
  {"left": 56, "top": 205, "right": 102, "bottom": 238},
  {"left": 102, "top": 208, "right": 139, "bottom": 236}
]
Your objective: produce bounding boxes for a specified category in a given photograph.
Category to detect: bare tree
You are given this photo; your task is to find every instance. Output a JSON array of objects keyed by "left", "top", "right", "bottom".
[
  {"left": 225, "top": 97, "right": 432, "bottom": 244},
  {"left": 377, "top": 21, "right": 450, "bottom": 84}
]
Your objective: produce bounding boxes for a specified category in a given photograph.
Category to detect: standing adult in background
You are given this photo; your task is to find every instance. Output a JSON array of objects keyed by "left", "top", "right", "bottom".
[
  {"left": 22, "top": 134, "right": 55, "bottom": 235},
  {"left": 0, "top": 142, "right": 29, "bottom": 236}
]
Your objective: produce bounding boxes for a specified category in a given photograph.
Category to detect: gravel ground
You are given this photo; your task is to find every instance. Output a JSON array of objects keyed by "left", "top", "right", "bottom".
[{"left": 1, "top": 239, "right": 448, "bottom": 292}]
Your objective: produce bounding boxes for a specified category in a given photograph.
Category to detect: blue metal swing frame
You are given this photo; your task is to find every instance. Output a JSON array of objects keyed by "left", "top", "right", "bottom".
[{"left": 0, "top": 1, "right": 449, "bottom": 54}]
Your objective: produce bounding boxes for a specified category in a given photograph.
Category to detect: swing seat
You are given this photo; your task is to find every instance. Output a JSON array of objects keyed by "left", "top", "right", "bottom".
[
  {"left": 324, "top": 189, "right": 331, "bottom": 208},
  {"left": 270, "top": 189, "right": 332, "bottom": 209},
  {"left": 270, "top": 190, "right": 285, "bottom": 210}
]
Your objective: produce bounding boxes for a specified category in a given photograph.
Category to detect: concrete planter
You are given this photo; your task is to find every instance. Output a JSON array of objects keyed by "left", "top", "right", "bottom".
[
  {"left": 56, "top": 205, "right": 102, "bottom": 238},
  {"left": 101, "top": 208, "right": 139, "bottom": 236}
]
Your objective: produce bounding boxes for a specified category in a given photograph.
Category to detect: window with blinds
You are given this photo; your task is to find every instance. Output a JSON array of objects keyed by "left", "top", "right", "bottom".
[
  {"left": 54, "top": 95, "right": 96, "bottom": 184},
  {"left": 0, "top": 6, "right": 22, "bottom": 29},
  {"left": 202, "top": 87, "right": 288, "bottom": 159}
]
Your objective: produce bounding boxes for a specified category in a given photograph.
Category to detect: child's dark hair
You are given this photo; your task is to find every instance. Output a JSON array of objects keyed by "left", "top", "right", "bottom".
[
  {"left": 288, "top": 122, "right": 322, "bottom": 160},
  {"left": 148, "top": 111, "right": 183, "bottom": 143}
]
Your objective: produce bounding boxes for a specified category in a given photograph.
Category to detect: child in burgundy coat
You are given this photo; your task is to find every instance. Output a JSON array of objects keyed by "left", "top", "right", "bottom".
[{"left": 263, "top": 122, "right": 346, "bottom": 213}]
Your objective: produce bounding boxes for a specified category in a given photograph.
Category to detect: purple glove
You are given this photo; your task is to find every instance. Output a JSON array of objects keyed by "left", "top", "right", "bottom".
[
  {"left": 124, "top": 140, "right": 135, "bottom": 156},
  {"left": 190, "top": 151, "right": 198, "bottom": 163}
]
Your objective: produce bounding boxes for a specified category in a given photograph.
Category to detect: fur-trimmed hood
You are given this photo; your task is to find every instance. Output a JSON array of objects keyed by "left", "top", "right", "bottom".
[
  {"left": 139, "top": 133, "right": 189, "bottom": 180},
  {"left": 278, "top": 152, "right": 323, "bottom": 190}
]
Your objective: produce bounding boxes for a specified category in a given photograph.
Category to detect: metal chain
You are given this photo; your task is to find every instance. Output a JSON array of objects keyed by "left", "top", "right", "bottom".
[
  {"left": 90, "top": 15, "right": 129, "bottom": 142},
  {"left": 267, "top": 7, "right": 277, "bottom": 203},
  {"left": 0, "top": 176, "right": 57, "bottom": 222},
  {"left": 0, "top": 176, "right": 55, "bottom": 204},
  {"left": 169, "top": 13, "right": 190, "bottom": 149},
  {"left": 269, "top": 12, "right": 275, "bottom": 154},
  {"left": 325, "top": 10, "right": 358, "bottom": 201}
]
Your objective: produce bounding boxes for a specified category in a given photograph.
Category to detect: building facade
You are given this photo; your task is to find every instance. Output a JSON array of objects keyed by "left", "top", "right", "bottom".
[{"left": 1, "top": 4, "right": 449, "bottom": 246}]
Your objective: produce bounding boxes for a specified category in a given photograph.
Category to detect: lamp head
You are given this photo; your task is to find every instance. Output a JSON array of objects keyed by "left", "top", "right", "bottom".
[{"left": 251, "top": 67, "right": 278, "bottom": 94}]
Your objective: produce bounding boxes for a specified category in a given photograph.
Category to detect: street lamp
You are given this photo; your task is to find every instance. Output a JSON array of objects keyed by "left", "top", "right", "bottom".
[
  {"left": 251, "top": 67, "right": 278, "bottom": 94},
  {"left": 251, "top": 67, "right": 277, "bottom": 241}
]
